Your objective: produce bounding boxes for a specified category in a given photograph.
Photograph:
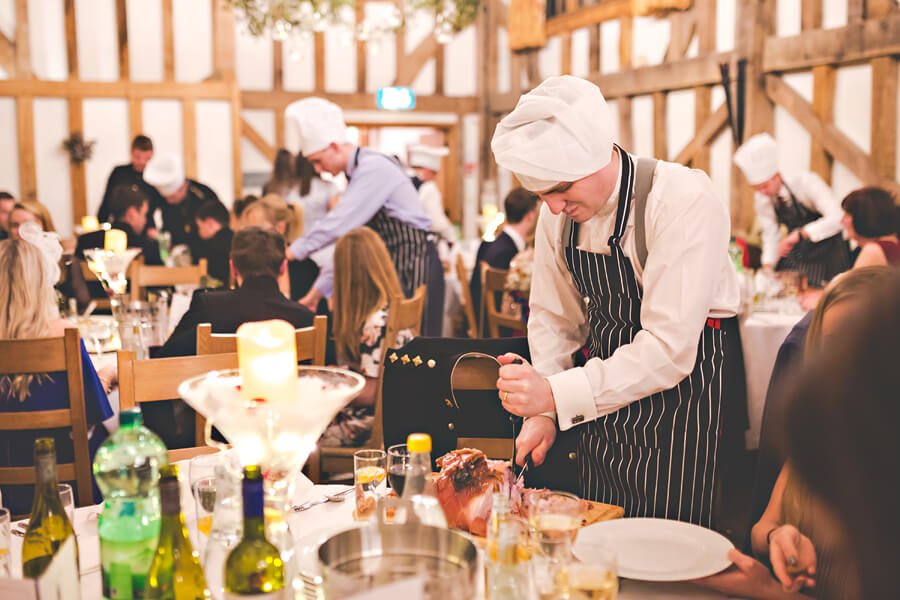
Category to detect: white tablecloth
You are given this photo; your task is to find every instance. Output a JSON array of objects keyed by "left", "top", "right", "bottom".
[
  {"left": 8, "top": 477, "right": 727, "bottom": 599},
  {"left": 739, "top": 311, "right": 806, "bottom": 449}
]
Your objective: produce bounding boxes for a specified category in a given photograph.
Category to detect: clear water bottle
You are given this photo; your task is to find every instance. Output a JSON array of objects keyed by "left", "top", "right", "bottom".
[
  {"left": 485, "top": 491, "right": 530, "bottom": 599},
  {"left": 93, "top": 407, "right": 169, "bottom": 599},
  {"left": 401, "top": 433, "right": 447, "bottom": 528}
]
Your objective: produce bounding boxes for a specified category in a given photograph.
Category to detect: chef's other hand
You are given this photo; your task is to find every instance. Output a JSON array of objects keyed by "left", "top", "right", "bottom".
[
  {"left": 693, "top": 549, "right": 804, "bottom": 599},
  {"left": 778, "top": 230, "right": 800, "bottom": 258},
  {"left": 497, "top": 353, "right": 555, "bottom": 417},
  {"left": 769, "top": 525, "right": 817, "bottom": 592},
  {"left": 515, "top": 416, "right": 556, "bottom": 467},
  {"left": 299, "top": 288, "right": 323, "bottom": 312}
]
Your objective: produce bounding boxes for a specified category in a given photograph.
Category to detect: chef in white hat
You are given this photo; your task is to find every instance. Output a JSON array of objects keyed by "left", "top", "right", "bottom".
[
  {"left": 492, "top": 76, "right": 741, "bottom": 527},
  {"left": 143, "top": 152, "right": 223, "bottom": 256},
  {"left": 733, "top": 133, "right": 848, "bottom": 286},
  {"left": 408, "top": 144, "right": 457, "bottom": 253},
  {"left": 283, "top": 98, "right": 445, "bottom": 336}
]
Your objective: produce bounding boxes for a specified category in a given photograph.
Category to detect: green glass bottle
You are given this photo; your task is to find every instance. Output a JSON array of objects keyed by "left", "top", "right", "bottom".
[
  {"left": 224, "top": 466, "right": 285, "bottom": 598},
  {"left": 22, "top": 438, "right": 78, "bottom": 578},
  {"left": 144, "top": 465, "right": 210, "bottom": 600}
]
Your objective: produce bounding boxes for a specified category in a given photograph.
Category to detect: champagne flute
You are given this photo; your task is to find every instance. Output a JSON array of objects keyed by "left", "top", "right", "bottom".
[{"left": 58, "top": 483, "right": 75, "bottom": 526}]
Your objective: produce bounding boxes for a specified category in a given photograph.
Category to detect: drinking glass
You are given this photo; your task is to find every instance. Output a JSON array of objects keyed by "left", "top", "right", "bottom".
[
  {"left": 564, "top": 545, "right": 619, "bottom": 600},
  {"left": 58, "top": 483, "right": 75, "bottom": 525},
  {"left": 353, "top": 449, "right": 386, "bottom": 521},
  {"left": 387, "top": 444, "right": 410, "bottom": 495},
  {"left": 189, "top": 451, "right": 241, "bottom": 562},
  {"left": 157, "top": 231, "right": 172, "bottom": 265},
  {"left": 0, "top": 508, "right": 10, "bottom": 578},
  {"left": 529, "top": 491, "right": 582, "bottom": 600}
]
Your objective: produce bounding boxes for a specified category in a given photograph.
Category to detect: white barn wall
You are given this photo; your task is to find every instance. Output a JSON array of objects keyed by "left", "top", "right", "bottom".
[
  {"left": 127, "top": 0, "right": 163, "bottom": 81},
  {"left": 75, "top": 0, "right": 117, "bottom": 81},
  {"left": 83, "top": 98, "right": 130, "bottom": 216},
  {"left": 196, "top": 100, "right": 234, "bottom": 205},
  {"left": 0, "top": 98, "right": 19, "bottom": 196},
  {"left": 141, "top": 99, "right": 183, "bottom": 170},
  {"left": 28, "top": 0, "right": 66, "bottom": 80},
  {"left": 33, "top": 98, "right": 72, "bottom": 236},
  {"left": 173, "top": 0, "right": 212, "bottom": 82},
  {"left": 444, "top": 25, "right": 476, "bottom": 96},
  {"left": 241, "top": 109, "right": 276, "bottom": 172}
]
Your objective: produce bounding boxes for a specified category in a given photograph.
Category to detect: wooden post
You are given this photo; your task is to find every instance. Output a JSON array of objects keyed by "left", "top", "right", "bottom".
[
  {"left": 16, "top": 97, "right": 36, "bottom": 202},
  {"left": 869, "top": 0, "right": 899, "bottom": 181},
  {"left": 68, "top": 98, "right": 87, "bottom": 221},
  {"left": 618, "top": 97, "right": 633, "bottom": 152},
  {"left": 116, "top": 0, "right": 129, "bottom": 79},
  {"left": 162, "top": 0, "right": 175, "bottom": 81},
  {"left": 561, "top": 33, "right": 572, "bottom": 75},
  {"left": 653, "top": 91, "right": 667, "bottom": 159},
  {"left": 435, "top": 42, "right": 445, "bottom": 95},
  {"left": 129, "top": 97, "right": 143, "bottom": 141},
  {"left": 693, "top": 86, "right": 711, "bottom": 171},
  {"left": 810, "top": 65, "right": 835, "bottom": 183},
  {"left": 230, "top": 80, "right": 243, "bottom": 201},
  {"left": 800, "top": 0, "right": 822, "bottom": 30},
  {"left": 314, "top": 33, "right": 326, "bottom": 91},
  {"left": 446, "top": 123, "right": 460, "bottom": 222},
  {"left": 64, "top": 0, "right": 78, "bottom": 78},
  {"left": 212, "top": 0, "right": 236, "bottom": 79},
  {"left": 14, "top": 0, "right": 30, "bottom": 77},
  {"left": 589, "top": 24, "right": 601, "bottom": 75},
  {"left": 356, "top": 2, "right": 367, "bottom": 93},
  {"left": 618, "top": 15, "right": 632, "bottom": 70},
  {"left": 183, "top": 98, "right": 197, "bottom": 178},
  {"left": 273, "top": 41, "right": 284, "bottom": 91}
]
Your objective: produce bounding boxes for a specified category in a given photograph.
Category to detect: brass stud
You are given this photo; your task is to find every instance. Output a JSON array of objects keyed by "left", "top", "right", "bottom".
[
  {"left": 447, "top": 422, "right": 455, "bottom": 431},
  {"left": 412, "top": 355, "right": 422, "bottom": 366},
  {"left": 427, "top": 359, "right": 436, "bottom": 369},
  {"left": 389, "top": 352, "right": 399, "bottom": 363},
  {"left": 444, "top": 398, "right": 453, "bottom": 408},
  {"left": 568, "top": 452, "right": 577, "bottom": 461},
  {"left": 400, "top": 354, "right": 410, "bottom": 364}
]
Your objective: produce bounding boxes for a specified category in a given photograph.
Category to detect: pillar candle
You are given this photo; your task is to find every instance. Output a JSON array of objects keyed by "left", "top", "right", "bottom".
[
  {"left": 104, "top": 229, "right": 128, "bottom": 253},
  {"left": 236, "top": 319, "right": 297, "bottom": 403}
]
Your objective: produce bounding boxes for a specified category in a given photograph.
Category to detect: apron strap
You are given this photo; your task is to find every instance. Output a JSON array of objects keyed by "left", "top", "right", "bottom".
[{"left": 633, "top": 158, "right": 657, "bottom": 272}]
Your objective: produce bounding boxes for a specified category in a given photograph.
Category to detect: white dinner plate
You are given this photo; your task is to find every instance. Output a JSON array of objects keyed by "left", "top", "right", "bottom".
[{"left": 573, "top": 518, "right": 734, "bottom": 581}]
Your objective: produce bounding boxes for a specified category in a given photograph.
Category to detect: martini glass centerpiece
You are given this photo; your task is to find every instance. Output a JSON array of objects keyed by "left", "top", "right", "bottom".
[{"left": 82, "top": 245, "right": 142, "bottom": 317}]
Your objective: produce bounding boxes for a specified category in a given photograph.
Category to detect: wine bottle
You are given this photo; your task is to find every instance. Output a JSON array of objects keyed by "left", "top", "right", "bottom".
[
  {"left": 224, "top": 466, "right": 285, "bottom": 598},
  {"left": 22, "top": 438, "right": 78, "bottom": 578},
  {"left": 145, "top": 464, "right": 210, "bottom": 600}
]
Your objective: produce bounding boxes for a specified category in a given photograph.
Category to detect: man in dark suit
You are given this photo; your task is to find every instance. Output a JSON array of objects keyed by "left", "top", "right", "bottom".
[
  {"left": 157, "top": 227, "right": 314, "bottom": 357},
  {"left": 193, "top": 199, "right": 234, "bottom": 285},
  {"left": 77, "top": 185, "right": 163, "bottom": 265},
  {"left": 469, "top": 187, "right": 539, "bottom": 330},
  {"left": 96, "top": 135, "right": 164, "bottom": 227}
]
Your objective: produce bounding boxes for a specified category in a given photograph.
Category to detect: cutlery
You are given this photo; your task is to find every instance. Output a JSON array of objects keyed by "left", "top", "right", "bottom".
[{"left": 292, "top": 487, "right": 353, "bottom": 512}]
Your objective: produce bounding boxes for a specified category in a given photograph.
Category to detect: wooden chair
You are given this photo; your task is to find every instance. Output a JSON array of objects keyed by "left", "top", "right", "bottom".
[
  {"left": 130, "top": 259, "right": 208, "bottom": 301},
  {"left": 481, "top": 264, "right": 528, "bottom": 338},
  {"left": 307, "top": 286, "right": 427, "bottom": 483},
  {"left": 449, "top": 353, "right": 514, "bottom": 460},
  {"left": 196, "top": 315, "right": 328, "bottom": 366},
  {"left": 117, "top": 350, "right": 238, "bottom": 450},
  {"left": 0, "top": 328, "right": 94, "bottom": 507},
  {"left": 456, "top": 255, "right": 478, "bottom": 338}
]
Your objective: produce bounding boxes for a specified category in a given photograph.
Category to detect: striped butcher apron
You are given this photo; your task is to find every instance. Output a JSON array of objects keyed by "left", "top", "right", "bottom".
[
  {"left": 353, "top": 149, "right": 445, "bottom": 336},
  {"left": 563, "top": 150, "right": 726, "bottom": 527}
]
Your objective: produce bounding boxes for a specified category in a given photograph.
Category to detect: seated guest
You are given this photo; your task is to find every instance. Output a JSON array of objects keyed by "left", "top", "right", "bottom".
[
  {"left": 8, "top": 200, "right": 56, "bottom": 240},
  {"left": 231, "top": 194, "right": 257, "bottom": 230},
  {"left": 320, "top": 228, "right": 414, "bottom": 447},
  {"left": 841, "top": 187, "right": 900, "bottom": 267},
  {"left": 469, "top": 187, "right": 539, "bottom": 330},
  {"left": 697, "top": 266, "right": 895, "bottom": 599},
  {"left": 96, "top": 134, "right": 164, "bottom": 228},
  {"left": 142, "top": 153, "right": 222, "bottom": 258},
  {"left": 0, "top": 191, "right": 15, "bottom": 240},
  {"left": 76, "top": 184, "right": 162, "bottom": 265},
  {"left": 194, "top": 199, "right": 234, "bottom": 285},
  {"left": 157, "top": 226, "right": 314, "bottom": 358},
  {"left": 0, "top": 224, "right": 113, "bottom": 515}
]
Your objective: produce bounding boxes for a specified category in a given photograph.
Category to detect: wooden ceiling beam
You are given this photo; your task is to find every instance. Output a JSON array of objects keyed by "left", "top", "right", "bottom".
[
  {"left": 242, "top": 90, "right": 478, "bottom": 113},
  {"left": 545, "top": 0, "right": 631, "bottom": 37},
  {"left": 673, "top": 102, "right": 728, "bottom": 166},
  {"left": 588, "top": 52, "right": 731, "bottom": 98},
  {"left": 241, "top": 117, "right": 276, "bottom": 163},
  {"left": 0, "top": 79, "right": 233, "bottom": 98},
  {"left": 395, "top": 35, "right": 440, "bottom": 87},
  {"left": 764, "top": 15, "right": 900, "bottom": 73}
]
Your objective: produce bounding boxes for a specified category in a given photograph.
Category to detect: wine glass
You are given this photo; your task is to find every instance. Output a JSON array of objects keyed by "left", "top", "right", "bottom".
[
  {"left": 529, "top": 491, "right": 582, "bottom": 600},
  {"left": 387, "top": 444, "right": 410, "bottom": 495},
  {"left": 564, "top": 545, "right": 619, "bottom": 600},
  {"left": 58, "top": 483, "right": 75, "bottom": 525}
]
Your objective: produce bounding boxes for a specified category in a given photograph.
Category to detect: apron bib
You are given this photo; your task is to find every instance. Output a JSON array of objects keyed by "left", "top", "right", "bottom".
[{"left": 562, "top": 147, "right": 726, "bottom": 527}]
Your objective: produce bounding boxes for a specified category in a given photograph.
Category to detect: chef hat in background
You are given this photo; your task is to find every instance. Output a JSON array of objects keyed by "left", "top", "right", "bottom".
[
  {"left": 409, "top": 145, "right": 450, "bottom": 171},
  {"left": 143, "top": 153, "right": 186, "bottom": 196},
  {"left": 491, "top": 75, "right": 614, "bottom": 192},
  {"left": 733, "top": 133, "right": 779, "bottom": 185},
  {"left": 285, "top": 98, "right": 349, "bottom": 156}
]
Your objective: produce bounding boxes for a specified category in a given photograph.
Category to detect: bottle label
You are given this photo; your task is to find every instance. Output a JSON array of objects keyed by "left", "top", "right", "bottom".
[{"left": 223, "top": 592, "right": 285, "bottom": 599}]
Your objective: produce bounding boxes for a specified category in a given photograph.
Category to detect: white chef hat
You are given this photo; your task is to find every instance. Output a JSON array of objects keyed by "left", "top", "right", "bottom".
[
  {"left": 143, "top": 153, "right": 186, "bottom": 196},
  {"left": 285, "top": 98, "right": 349, "bottom": 156},
  {"left": 733, "top": 133, "right": 779, "bottom": 185},
  {"left": 491, "top": 75, "right": 614, "bottom": 192},
  {"left": 408, "top": 145, "right": 449, "bottom": 171}
]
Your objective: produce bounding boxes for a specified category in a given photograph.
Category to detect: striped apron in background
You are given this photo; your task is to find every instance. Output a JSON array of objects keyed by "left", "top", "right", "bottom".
[{"left": 562, "top": 149, "right": 727, "bottom": 527}]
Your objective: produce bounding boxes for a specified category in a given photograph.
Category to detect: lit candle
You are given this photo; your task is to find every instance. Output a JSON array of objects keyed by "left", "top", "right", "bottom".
[
  {"left": 104, "top": 229, "right": 128, "bottom": 253},
  {"left": 81, "top": 216, "right": 99, "bottom": 232},
  {"left": 236, "top": 319, "right": 297, "bottom": 403},
  {"left": 481, "top": 204, "right": 498, "bottom": 220}
]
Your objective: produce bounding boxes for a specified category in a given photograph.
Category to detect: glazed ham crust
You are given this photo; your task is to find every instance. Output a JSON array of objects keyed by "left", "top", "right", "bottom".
[{"left": 434, "top": 449, "right": 509, "bottom": 537}]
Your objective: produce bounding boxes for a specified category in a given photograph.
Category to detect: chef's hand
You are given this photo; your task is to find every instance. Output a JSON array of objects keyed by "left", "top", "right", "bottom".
[
  {"left": 769, "top": 525, "right": 817, "bottom": 592},
  {"left": 693, "top": 549, "right": 807, "bottom": 599},
  {"left": 299, "top": 288, "right": 323, "bottom": 311},
  {"left": 514, "top": 415, "right": 556, "bottom": 467},
  {"left": 497, "top": 353, "right": 555, "bottom": 417},
  {"left": 778, "top": 230, "right": 800, "bottom": 258}
]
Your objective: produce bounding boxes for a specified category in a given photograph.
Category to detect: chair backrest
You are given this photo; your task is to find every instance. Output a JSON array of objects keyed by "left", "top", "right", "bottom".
[
  {"left": 456, "top": 255, "right": 478, "bottom": 338},
  {"left": 481, "top": 264, "right": 527, "bottom": 338},
  {"left": 0, "top": 328, "right": 94, "bottom": 507},
  {"left": 117, "top": 350, "right": 238, "bottom": 446},
  {"left": 450, "top": 354, "right": 514, "bottom": 460},
  {"left": 370, "top": 286, "right": 426, "bottom": 452},
  {"left": 130, "top": 259, "right": 208, "bottom": 301},
  {"left": 196, "top": 315, "right": 328, "bottom": 365}
]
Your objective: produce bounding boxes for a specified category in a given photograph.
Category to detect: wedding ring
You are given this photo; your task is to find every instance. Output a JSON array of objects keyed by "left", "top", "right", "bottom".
[{"left": 502, "top": 391, "right": 509, "bottom": 402}]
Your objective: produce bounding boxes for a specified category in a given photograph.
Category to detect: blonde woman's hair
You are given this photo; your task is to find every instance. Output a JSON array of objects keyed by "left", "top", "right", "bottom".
[
  {"left": 14, "top": 201, "right": 56, "bottom": 233},
  {"left": 332, "top": 228, "right": 403, "bottom": 367},
  {"left": 805, "top": 266, "right": 895, "bottom": 353},
  {"left": 0, "top": 239, "right": 58, "bottom": 401},
  {"left": 240, "top": 194, "right": 304, "bottom": 243}
]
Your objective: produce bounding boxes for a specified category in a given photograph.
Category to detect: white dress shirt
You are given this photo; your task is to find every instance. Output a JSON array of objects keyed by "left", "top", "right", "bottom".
[
  {"left": 528, "top": 155, "right": 740, "bottom": 431},
  {"left": 755, "top": 171, "right": 843, "bottom": 267},
  {"left": 502, "top": 225, "right": 526, "bottom": 253},
  {"left": 418, "top": 180, "right": 457, "bottom": 244}
]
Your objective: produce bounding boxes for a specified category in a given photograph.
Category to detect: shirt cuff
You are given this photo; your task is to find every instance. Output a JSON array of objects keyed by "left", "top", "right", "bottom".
[
  {"left": 313, "top": 266, "right": 334, "bottom": 299},
  {"left": 547, "top": 368, "right": 597, "bottom": 431},
  {"left": 289, "top": 238, "right": 310, "bottom": 261}
]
